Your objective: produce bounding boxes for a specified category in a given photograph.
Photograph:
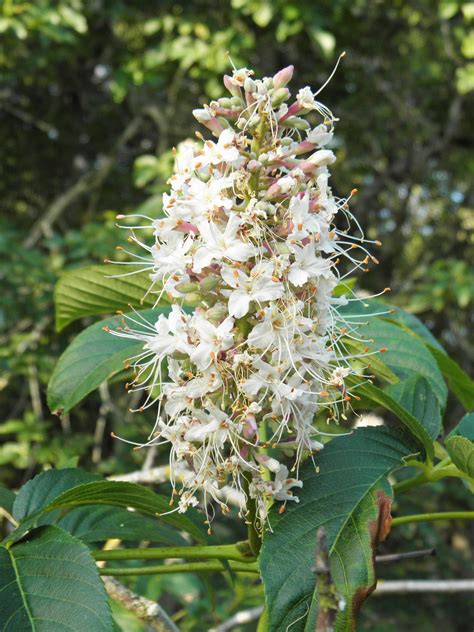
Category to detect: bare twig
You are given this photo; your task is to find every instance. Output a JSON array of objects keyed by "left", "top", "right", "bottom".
[
  {"left": 210, "top": 606, "right": 265, "bottom": 632},
  {"left": 375, "top": 548, "right": 436, "bottom": 564},
  {"left": 376, "top": 579, "right": 474, "bottom": 594},
  {"left": 102, "top": 576, "right": 179, "bottom": 632},
  {"left": 92, "top": 383, "right": 114, "bottom": 464},
  {"left": 210, "top": 579, "right": 474, "bottom": 631}
]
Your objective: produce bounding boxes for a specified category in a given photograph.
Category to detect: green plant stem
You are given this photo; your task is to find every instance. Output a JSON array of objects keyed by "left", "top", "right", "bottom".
[
  {"left": 242, "top": 473, "right": 262, "bottom": 556},
  {"left": 256, "top": 605, "right": 269, "bottom": 632},
  {"left": 394, "top": 463, "right": 471, "bottom": 494},
  {"left": 392, "top": 511, "right": 474, "bottom": 527},
  {"left": 99, "top": 560, "right": 260, "bottom": 576},
  {"left": 93, "top": 543, "right": 254, "bottom": 564}
]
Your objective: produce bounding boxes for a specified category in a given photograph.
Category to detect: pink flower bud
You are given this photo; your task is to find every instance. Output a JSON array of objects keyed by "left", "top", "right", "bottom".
[
  {"left": 223, "top": 74, "right": 242, "bottom": 99},
  {"left": 273, "top": 65, "right": 294, "bottom": 89},
  {"left": 192, "top": 108, "right": 224, "bottom": 137}
]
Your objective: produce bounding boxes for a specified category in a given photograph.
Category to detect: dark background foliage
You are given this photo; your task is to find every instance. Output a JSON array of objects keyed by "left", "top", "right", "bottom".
[{"left": 0, "top": 1, "right": 473, "bottom": 629}]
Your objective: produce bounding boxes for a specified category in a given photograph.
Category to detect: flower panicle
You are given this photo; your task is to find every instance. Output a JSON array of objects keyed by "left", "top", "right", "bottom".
[{"left": 108, "top": 62, "right": 384, "bottom": 526}]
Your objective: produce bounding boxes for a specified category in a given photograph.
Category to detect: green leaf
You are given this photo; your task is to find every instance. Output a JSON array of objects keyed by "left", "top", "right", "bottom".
[
  {"left": 0, "top": 485, "right": 15, "bottom": 514},
  {"left": 340, "top": 299, "right": 443, "bottom": 351},
  {"left": 381, "top": 305, "right": 444, "bottom": 351},
  {"left": 445, "top": 436, "right": 474, "bottom": 478},
  {"left": 54, "top": 264, "right": 164, "bottom": 331},
  {"left": 0, "top": 525, "right": 113, "bottom": 631},
  {"left": 370, "top": 304, "right": 473, "bottom": 410},
  {"left": 347, "top": 378, "right": 434, "bottom": 459},
  {"left": 13, "top": 468, "right": 101, "bottom": 523},
  {"left": 357, "top": 318, "right": 447, "bottom": 409},
  {"left": 448, "top": 412, "right": 474, "bottom": 441},
  {"left": 445, "top": 413, "right": 474, "bottom": 478},
  {"left": 386, "top": 376, "right": 442, "bottom": 439},
  {"left": 47, "top": 308, "right": 166, "bottom": 414},
  {"left": 57, "top": 505, "right": 188, "bottom": 546},
  {"left": 426, "top": 345, "right": 474, "bottom": 410},
  {"left": 260, "top": 427, "right": 417, "bottom": 631},
  {"left": 12, "top": 480, "right": 206, "bottom": 544}
]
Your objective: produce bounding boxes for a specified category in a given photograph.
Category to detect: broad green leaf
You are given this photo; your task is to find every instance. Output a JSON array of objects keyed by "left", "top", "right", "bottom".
[
  {"left": 445, "top": 436, "right": 474, "bottom": 478},
  {"left": 57, "top": 505, "right": 188, "bottom": 545},
  {"left": 448, "top": 412, "right": 474, "bottom": 440},
  {"left": 0, "top": 525, "right": 113, "bottom": 631},
  {"left": 347, "top": 378, "right": 434, "bottom": 459},
  {"left": 445, "top": 413, "right": 474, "bottom": 478},
  {"left": 47, "top": 308, "right": 166, "bottom": 414},
  {"left": 370, "top": 304, "right": 473, "bottom": 410},
  {"left": 426, "top": 345, "right": 474, "bottom": 411},
  {"left": 357, "top": 318, "right": 447, "bottom": 409},
  {"left": 260, "top": 427, "right": 417, "bottom": 632},
  {"left": 342, "top": 337, "right": 399, "bottom": 385},
  {"left": 13, "top": 468, "right": 101, "bottom": 523},
  {"left": 386, "top": 376, "right": 442, "bottom": 439},
  {"left": 0, "top": 485, "right": 15, "bottom": 514},
  {"left": 54, "top": 264, "right": 164, "bottom": 331},
  {"left": 339, "top": 299, "right": 443, "bottom": 351},
  {"left": 12, "top": 480, "right": 206, "bottom": 544},
  {"left": 381, "top": 306, "right": 443, "bottom": 351}
]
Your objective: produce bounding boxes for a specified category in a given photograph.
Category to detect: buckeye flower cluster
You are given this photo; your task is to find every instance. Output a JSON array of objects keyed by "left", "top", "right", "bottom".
[{"left": 109, "top": 64, "right": 382, "bottom": 528}]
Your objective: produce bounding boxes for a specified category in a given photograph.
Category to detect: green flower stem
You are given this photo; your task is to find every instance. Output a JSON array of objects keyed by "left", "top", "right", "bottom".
[
  {"left": 242, "top": 473, "right": 262, "bottom": 557},
  {"left": 93, "top": 543, "right": 254, "bottom": 564},
  {"left": 394, "top": 463, "right": 471, "bottom": 494},
  {"left": 258, "top": 421, "right": 271, "bottom": 483},
  {"left": 392, "top": 511, "right": 474, "bottom": 527},
  {"left": 256, "top": 605, "right": 269, "bottom": 632},
  {"left": 99, "top": 560, "right": 260, "bottom": 577}
]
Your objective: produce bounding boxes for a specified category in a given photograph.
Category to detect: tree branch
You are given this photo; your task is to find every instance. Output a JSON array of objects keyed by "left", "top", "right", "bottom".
[
  {"left": 102, "top": 576, "right": 179, "bottom": 632},
  {"left": 210, "top": 580, "right": 474, "bottom": 631}
]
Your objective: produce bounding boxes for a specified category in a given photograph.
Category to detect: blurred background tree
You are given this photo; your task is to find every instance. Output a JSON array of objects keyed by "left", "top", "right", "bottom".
[{"left": 0, "top": 1, "right": 473, "bottom": 630}]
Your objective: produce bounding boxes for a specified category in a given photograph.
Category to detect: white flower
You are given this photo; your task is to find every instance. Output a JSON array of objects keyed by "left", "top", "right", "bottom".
[
  {"left": 277, "top": 175, "right": 297, "bottom": 193},
  {"left": 145, "top": 306, "right": 191, "bottom": 359},
  {"left": 307, "top": 124, "right": 333, "bottom": 146},
  {"left": 201, "top": 129, "right": 242, "bottom": 167},
  {"left": 109, "top": 63, "right": 380, "bottom": 523},
  {"left": 329, "top": 366, "right": 350, "bottom": 386},
  {"left": 288, "top": 243, "right": 334, "bottom": 286},
  {"left": 190, "top": 314, "right": 234, "bottom": 370},
  {"left": 288, "top": 193, "right": 321, "bottom": 240},
  {"left": 307, "top": 149, "right": 336, "bottom": 167},
  {"left": 221, "top": 261, "right": 284, "bottom": 318},
  {"left": 150, "top": 233, "right": 194, "bottom": 280},
  {"left": 272, "top": 465, "right": 303, "bottom": 502},
  {"left": 187, "top": 175, "right": 234, "bottom": 215},
  {"left": 230, "top": 67, "right": 254, "bottom": 86},
  {"left": 193, "top": 215, "right": 256, "bottom": 273}
]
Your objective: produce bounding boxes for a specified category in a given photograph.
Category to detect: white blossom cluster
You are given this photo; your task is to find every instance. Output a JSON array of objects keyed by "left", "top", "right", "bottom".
[{"left": 110, "top": 64, "right": 383, "bottom": 527}]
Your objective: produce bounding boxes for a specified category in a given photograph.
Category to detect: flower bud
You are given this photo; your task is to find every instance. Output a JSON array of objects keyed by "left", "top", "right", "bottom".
[
  {"left": 247, "top": 159, "right": 262, "bottom": 172},
  {"left": 263, "top": 77, "right": 274, "bottom": 89},
  {"left": 175, "top": 281, "right": 199, "bottom": 294},
  {"left": 271, "top": 87, "right": 290, "bottom": 107},
  {"left": 183, "top": 292, "right": 204, "bottom": 307},
  {"left": 244, "top": 77, "right": 256, "bottom": 94},
  {"left": 217, "top": 116, "right": 232, "bottom": 129},
  {"left": 307, "top": 149, "right": 336, "bottom": 166},
  {"left": 223, "top": 74, "right": 242, "bottom": 98},
  {"left": 218, "top": 97, "right": 233, "bottom": 108},
  {"left": 273, "top": 65, "right": 294, "bottom": 89},
  {"left": 200, "top": 276, "right": 219, "bottom": 291},
  {"left": 192, "top": 109, "right": 224, "bottom": 136},
  {"left": 206, "top": 304, "right": 228, "bottom": 322},
  {"left": 283, "top": 116, "right": 310, "bottom": 130}
]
